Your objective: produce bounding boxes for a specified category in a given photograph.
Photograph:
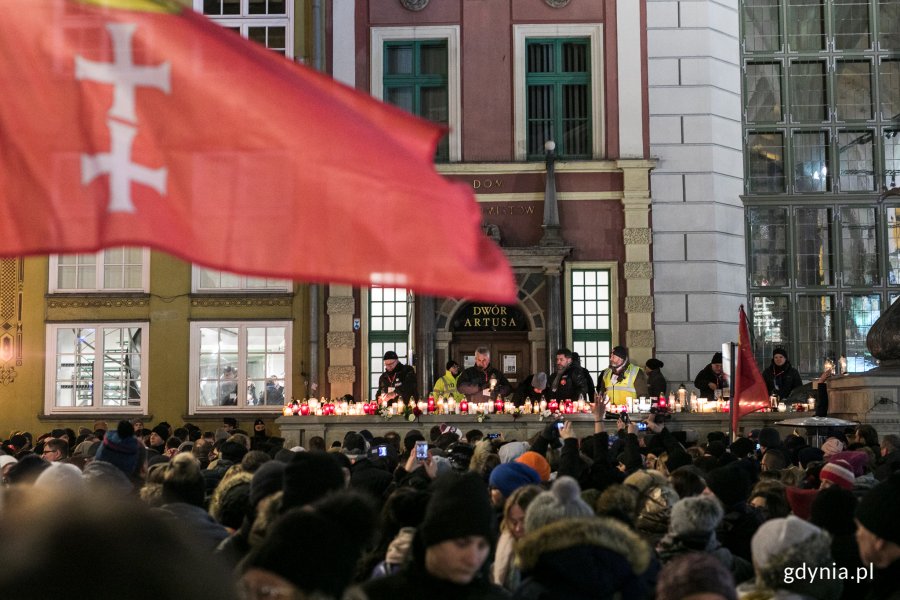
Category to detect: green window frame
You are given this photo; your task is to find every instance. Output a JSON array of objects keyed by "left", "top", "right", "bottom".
[
  {"left": 569, "top": 268, "right": 612, "bottom": 386},
  {"left": 368, "top": 287, "right": 411, "bottom": 400},
  {"left": 525, "top": 37, "right": 592, "bottom": 160},
  {"left": 383, "top": 40, "right": 449, "bottom": 162}
]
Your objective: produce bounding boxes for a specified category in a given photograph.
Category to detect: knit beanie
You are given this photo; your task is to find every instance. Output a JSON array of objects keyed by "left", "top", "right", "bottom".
[
  {"left": 420, "top": 472, "right": 495, "bottom": 547},
  {"left": 798, "top": 446, "right": 824, "bottom": 468},
  {"left": 623, "top": 469, "right": 669, "bottom": 496},
  {"left": 711, "top": 352, "right": 722, "bottom": 365},
  {"left": 220, "top": 440, "right": 248, "bottom": 463},
  {"left": 656, "top": 552, "right": 737, "bottom": 600},
  {"left": 856, "top": 474, "right": 900, "bottom": 544},
  {"left": 250, "top": 461, "right": 286, "bottom": 509},
  {"left": 282, "top": 451, "right": 345, "bottom": 510},
  {"left": 646, "top": 358, "right": 664, "bottom": 370},
  {"left": 498, "top": 441, "right": 530, "bottom": 464},
  {"left": 828, "top": 450, "right": 867, "bottom": 477},
  {"left": 704, "top": 465, "right": 752, "bottom": 509},
  {"left": 524, "top": 476, "right": 594, "bottom": 533},
  {"left": 94, "top": 420, "right": 139, "bottom": 476},
  {"left": 342, "top": 432, "right": 367, "bottom": 455},
  {"left": 821, "top": 437, "right": 844, "bottom": 457},
  {"left": 819, "top": 459, "right": 855, "bottom": 491},
  {"left": 758, "top": 427, "right": 781, "bottom": 449},
  {"left": 669, "top": 494, "right": 724, "bottom": 537},
  {"left": 785, "top": 487, "right": 818, "bottom": 521},
  {"left": 488, "top": 462, "right": 541, "bottom": 499},
  {"left": 33, "top": 462, "right": 85, "bottom": 493},
  {"left": 612, "top": 346, "right": 628, "bottom": 360},
  {"left": 810, "top": 486, "right": 857, "bottom": 537},
  {"left": 751, "top": 516, "right": 828, "bottom": 571},
  {"left": 730, "top": 437, "right": 754, "bottom": 459},
  {"left": 151, "top": 423, "right": 169, "bottom": 441},
  {"left": 515, "top": 451, "right": 551, "bottom": 482}
]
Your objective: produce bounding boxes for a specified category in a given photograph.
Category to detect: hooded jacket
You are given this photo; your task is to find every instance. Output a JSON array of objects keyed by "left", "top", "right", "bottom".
[
  {"left": 761, "top": 359, "right": 803, "bottom": 401},
  {"left": 512, "top": 517, "right": 657, "bottom": 600}
]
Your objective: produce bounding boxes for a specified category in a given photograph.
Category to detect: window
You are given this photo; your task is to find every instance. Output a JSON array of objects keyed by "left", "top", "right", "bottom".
[
  {"left": 513, "top": 24, "right": 604, "bottom": 161},
  {"left": 744, "top": 0, "right": 782, "bottom": 52},
  {"left": 383, "top": 40, "right": 449, "bottom": 161},
  {"left": 746, "top": 62, "right": 783, "bottom": 123},
  {"left": 371, "top": 27, "right": 461, "bottom": 162},
  {"left": 192, "top": 267, "right": 291, "bottom": 292},
  {"left": 751, "top": 295, "right": 791, "bottom": 366},
  {"left": 747, "top": 131, "right": 786, "bottom": 192},
  {"left": 566, "top": 264, "right": 616, "bottom": 386},
  {"left": 193, "top": 0, "right": 293, "bottom": 57},
  {"left": 366, "top": 287, "right": 411, "bottom": 401},
  {"left": 45, "top": 323, "right": 148, "bottom": 415},
  {"left": 748, "top": 206, "right": 789, "bottom": 286},
  {"left": 525, "top": 38, "right": 592, "bottom": 159},
  {"left": 843, "top": 293, "right": 880, "bottom": 371},
  {"left": 189, "top": 321, "right": 291, "bottom": 412},
  {"left": 49, "top": 247, "right": 149, "bottom": 293}
]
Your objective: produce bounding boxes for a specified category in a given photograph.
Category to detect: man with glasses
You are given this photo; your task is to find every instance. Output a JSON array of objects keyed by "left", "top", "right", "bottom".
[
  {"left": 377, "top": 350, "right": 418, "bottom": 402},
  {"left": 42, "top": 438, "right": 69, "bottom": 463}
]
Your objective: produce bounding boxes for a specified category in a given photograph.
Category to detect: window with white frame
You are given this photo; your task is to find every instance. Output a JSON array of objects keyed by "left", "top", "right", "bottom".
[
  {"left": 192, "top": 267, "right": 291, "bottom": 293},
  {"left": 45, "top": 323, "right": 148, "bottom": 414},
  {"left": 371, "top": 26, "right": 461, "bottom": 162},
  {"left": 194, "top": 0, "right": 293, "bottom": 58},
  {"left": 49, "top": 247, "right": 149, "bottom": 293},
  {"left": 366, "top": 287, "right": 411, "bottom": 400},
  {"left": 565, "top": 264, "right": 616, "bottom": 386},
  {"left": 189, "top": 321, "right": 291, "bottom": 412},
  {"left": 513, "top": 25, "right": 605, "bottom": 161}
]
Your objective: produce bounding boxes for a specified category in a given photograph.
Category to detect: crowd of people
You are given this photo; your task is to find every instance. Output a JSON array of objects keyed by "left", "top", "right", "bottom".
[{"left": 2, "top": 404, "right": 900, "bottom": 599}]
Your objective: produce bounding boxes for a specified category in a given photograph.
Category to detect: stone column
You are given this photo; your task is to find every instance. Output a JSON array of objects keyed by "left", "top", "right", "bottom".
[
  {"left": 545, "top": 266, "right": 563, "bottom": 356},
  {"left": 618, "top": 160, "right": 656, "bottom": 368},
  {"left": 326, "top": 284, "right": 355, "bottom": 399},
  {"left": 419, "top": 295, "right": 436, "bottom": 393}
]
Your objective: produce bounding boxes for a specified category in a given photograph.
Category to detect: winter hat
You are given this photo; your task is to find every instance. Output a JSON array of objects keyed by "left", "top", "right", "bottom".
[
  {"left": 819, "top": 459, "right": 855, "bottom": 490},
  {"left": 342, "top": 432, "right": 367, "bottom": 455},
  {"left": 515, "top": 451, "right": 551, "bottom": 482},
  {"left": 669, "top": 495, "right": 724, "bottom": 538},
  {"left": 810, "top": 486, "right": 857, "bottom": 536},
  {"left": 856, "top": 474, "right": 900, "bottom": 544},
  {"left": 245, "top": 491, "right": 377, "bottom": 598},
  {"left": 612, "top": 346, "right": 628, "bottom": 360},
  {"left": 821, "top": 437, "right": 844, "bottom": 457},
  {"left": 711, "top": 352, "right": 722, "bottom": 365},
  {"left": 282, "top": 451, "right": 345, "bottom": 510},
  {"left": 81, "top": 459, "right": 133, "bottom": 496},
  {"left": 758, "top": 427, "right": 781, "bottom": 449},
  {"left": 488, "top": 462, "right": 541, "bottom": 499},
  {"left": 33, "top": 462, "right": 85, "bottom": 493},
  {"left": 656, "top": 552, "right": 737, "bottom": 600},
  {"left": 532, "top": 372, "right": 548, "bottom": 391},
  {"left": 250, "top": 460, "right": 286, "bottom": 509},
  {"left": 421, "top": 472, "right": 495, "bottom": 547},
  {"left": 623, "top": 469, "right": 669, "bottom": 496},
  {"left": 219, "top": 440, "right": 248, "bottom": 463},
  {"left": 150, "top": 423, "right": 169, "bottom": 441},
  {"left": 9, "top": 434, "right": 28, "bottom": 450},
  {"left": 829, "top": 450, "right": 867, "bottom": 477},
  {"left": 94, "top": 420, "right": 139, "bottom": 476},
  {"left": 524, "top": 476, "right": 594, "bottom": 533},
  {"left": 773, "top": 347, "right": 788, "bottom": 359},
  {"left": 730, "top": 437, "right": 754, "bottom": 458},
  {"left": 786, "top": 487, "right": 818, "bottom": 521},
  {"left": 798, "top": 446, "right": 825, "bottom": 468},
  {"left": 383, "top": 350, "right": 398, "bottom": 360},
  {"left": 646, "top": 358, "right": 664, "bottom": 370},
  {"left": 498, "top": 441, "right": 530, "bottom": 464},
  {"left": 0, "top": 455, "right": 17, "bottom": 470},
  {"left": 704, "top": 465, "right": 752, "bottom": 508},
  {"left": 751, "top": 516, "right": 827, "bottom": 570}
]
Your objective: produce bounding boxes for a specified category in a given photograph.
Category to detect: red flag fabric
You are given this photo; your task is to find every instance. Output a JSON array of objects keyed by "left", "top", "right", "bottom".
[
  {"left": 732, "top": 305, "right": 769, "bottom": 436},
  {"left": 0, "top": 0, "right": 515, "bottom": 302}
]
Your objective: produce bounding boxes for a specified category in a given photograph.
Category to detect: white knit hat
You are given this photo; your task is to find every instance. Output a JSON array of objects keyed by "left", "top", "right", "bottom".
[
  {"left": 751, "top": 516, "right": 825, "bottom": 570},
  {"left": 524, "top": 476, "right": 594, "bottom": 532}
]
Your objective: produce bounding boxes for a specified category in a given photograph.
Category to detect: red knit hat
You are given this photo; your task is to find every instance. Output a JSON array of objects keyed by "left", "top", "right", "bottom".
[
  {"left": 820, "top": 459, "right": 855, "bottom": 491},
  {"left": 785, "top": 487, "right": 818, "bottom": 520}
]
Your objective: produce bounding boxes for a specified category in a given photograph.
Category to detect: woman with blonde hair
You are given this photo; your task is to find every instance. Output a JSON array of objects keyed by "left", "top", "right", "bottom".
[{"left": 491, "top": 484, "right": 542, "bottom": 591}]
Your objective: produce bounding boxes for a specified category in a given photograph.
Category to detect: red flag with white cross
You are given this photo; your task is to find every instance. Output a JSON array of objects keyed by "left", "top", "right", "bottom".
[{"left": 0, "top": 0, "right": 515, "bottom": 302}]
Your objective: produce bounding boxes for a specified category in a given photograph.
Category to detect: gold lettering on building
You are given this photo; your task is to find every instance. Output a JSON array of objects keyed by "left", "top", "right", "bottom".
[
  {"left": 472, "top": 179, "right": 503, "bottom": 190},
  {"left": 463, "top": 317, "right": 518, "bottom": 328},
  {"left": 481, "top": 205, "right": 536, "bottom": 216}
]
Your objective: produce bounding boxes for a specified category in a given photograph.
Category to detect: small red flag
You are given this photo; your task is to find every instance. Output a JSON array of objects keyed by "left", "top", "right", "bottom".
[
  {"left": 0, "top": 0, "right": 515, "bottom": 302},
  {"left": 732, "top": 305, "right": 769, "bottom": 435}
]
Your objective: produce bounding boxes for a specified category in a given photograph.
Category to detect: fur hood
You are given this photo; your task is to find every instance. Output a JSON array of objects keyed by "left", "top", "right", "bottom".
[{"left": 516, "top": 516, "right": 652, "bottom": 575}]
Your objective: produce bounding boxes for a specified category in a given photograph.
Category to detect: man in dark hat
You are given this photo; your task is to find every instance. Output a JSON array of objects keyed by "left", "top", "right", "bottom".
[
  {"left": 597, "top": 345, "right": 647, "bottom": 406},
  {"left": 694, "top": 352, "right": 729, "bottom": 401},
  {"left": 645, "top": 358, "right": 667, "bottom": 399},
  {"left": 855, "top": 474, "right": 900, "bottom": 598},
  {"left": 761, "top": 347, "right": 802, "bottom": 401},
  {"left": 377, "top": 350, "right": 418, "bottom": 401}
]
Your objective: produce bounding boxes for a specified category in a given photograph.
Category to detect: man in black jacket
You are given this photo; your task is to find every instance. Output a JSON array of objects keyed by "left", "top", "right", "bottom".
[
  {"left": 377, "top": 350, "right": 418, "bottom": 401},
  {"left": 456, "top": 346, "right": 511, "bottom": 403},
  {"left": 547, "top": 348, "right": 591, "bottom": 402},
  {"left": 761, "top": 347, "right": 803, "bottom": 401}
]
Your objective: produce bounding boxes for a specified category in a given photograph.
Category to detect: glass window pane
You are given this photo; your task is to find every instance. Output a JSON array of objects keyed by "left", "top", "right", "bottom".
[
  {"left": 792, "top": 130, "right": 830, "bottom": 192},
  {"left": 746, "top": 62, "right": 783, "bottom": 123},
  {"left": 835, "top": 60, "right": 873, "bottom": 121},
  {"left": 386, "top": 45, "right": 413, "bottom": 75},
  {"left": 527, "top": 42, "right": 553, "bottom": 73},
  {"left": 886, "top": 207, "right": 900, "bottom": 284},
  {"left": 838, "top": 130, "right": 875, "bottom": 192},
  {"left": 562, "top": 84, "right": 590, "bottom": 157},
  {"left": 527, "top": 84, "right": 554, "bottom": 156},
  {"left": 420, "top": 43, "right": 448, "bottom": 76},
  {"left": 843, "top": 294, "right": 880, "bottom": 372},
  {"left": 751, "top": 296, "right": 791, "bottom": 367},
  {"left": 421, "top": 86, "right": 448, "bottom": 125},
  {"left": 795, "top": 207, "right": 834, "bottom": 286},
  {"left": 749, "top": 207, "right": 789, "bottom": 287},
  {"left": 884, "top": 129, "right": 900, "bottom": 190},
  {"left": 562, "top": 41, "right": 588, "bottom": 73},
  {"left": 788, "top": 0, "right": 826, "bottom": 51},
  {"left": 840, "top": 207, "right": 879, "bottom": 286},
  {"left": 248, "top": 0, "right": 266, "bottom": 15},
  {"left": 744, "top": 0, "right": 782, "bottom": 52},
  {"left": 790, "top": 61, "right": 827, "bottom": 122},
  {"left": 796, "top": 295, "right": 837, "bottom": 374},
  {"left": 833, "top": 0, "right": 870, "bottom": 50},
  {"left": 747, "top": 132, "right": 786, "bottom": 192},
  {"left": 880, "top": 0, "right": 900, "bottom": 50},
  {"left": 880, "top": 60, "right": 900, "bottom": 121}
]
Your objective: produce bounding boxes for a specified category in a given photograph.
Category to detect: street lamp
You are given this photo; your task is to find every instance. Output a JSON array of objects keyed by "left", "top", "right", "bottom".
[{"left": 540, "top": 139, "right": 563, "bottom": 246}]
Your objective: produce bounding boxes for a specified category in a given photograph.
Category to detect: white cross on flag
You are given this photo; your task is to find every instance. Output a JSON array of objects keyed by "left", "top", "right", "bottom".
[{"left": 0, "top": 0, "right": 515, "bottom": 303}]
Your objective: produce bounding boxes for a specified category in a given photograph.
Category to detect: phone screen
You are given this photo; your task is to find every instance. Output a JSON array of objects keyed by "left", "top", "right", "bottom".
[
  {"left": 415, "top": 441, "right": 429, "bottom": 460},
  {"left": 637, "top": 421, "right": 648, "bottom": 432},
  {"left": 556, "top": 421, "right": 565, "bottom": 430},
  {"left": 487, "top": 433, "right": 500, "bottom": 439},
  {"left": 377, "top": 445, "right": 388, "bottom": 457}
]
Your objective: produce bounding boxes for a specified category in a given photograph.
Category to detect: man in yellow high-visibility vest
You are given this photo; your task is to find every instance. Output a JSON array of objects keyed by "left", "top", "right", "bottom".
[{"left": 596, "top": 346, "right": 648, "bottom": 406}]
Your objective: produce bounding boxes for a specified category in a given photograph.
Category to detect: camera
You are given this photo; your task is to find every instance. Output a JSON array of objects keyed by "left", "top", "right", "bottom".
[
  {"left": 487, "top": 433, "right": 501, "bottom": 440},
  {"left": 415, "top": 440, "right": 429, "bottom": 461},
  {"left": 377, "top": 444, "right": 388, "bottom": 457},
  {"left": 556, "top": 421, "right": 565, "bottom": 430}
]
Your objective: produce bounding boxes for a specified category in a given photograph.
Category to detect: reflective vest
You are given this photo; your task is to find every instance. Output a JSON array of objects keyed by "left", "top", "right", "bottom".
[
  {"left": 602, "top": 363, "right": 641, "bottom": 405},
  {"left": 432, "top": 371, "right": 464, "bottom": 401}
]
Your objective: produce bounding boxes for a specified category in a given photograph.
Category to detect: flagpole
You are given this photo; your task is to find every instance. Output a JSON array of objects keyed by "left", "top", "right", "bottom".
[{"left": 728, "top": 341, "right": 737, "bottom": 441}]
